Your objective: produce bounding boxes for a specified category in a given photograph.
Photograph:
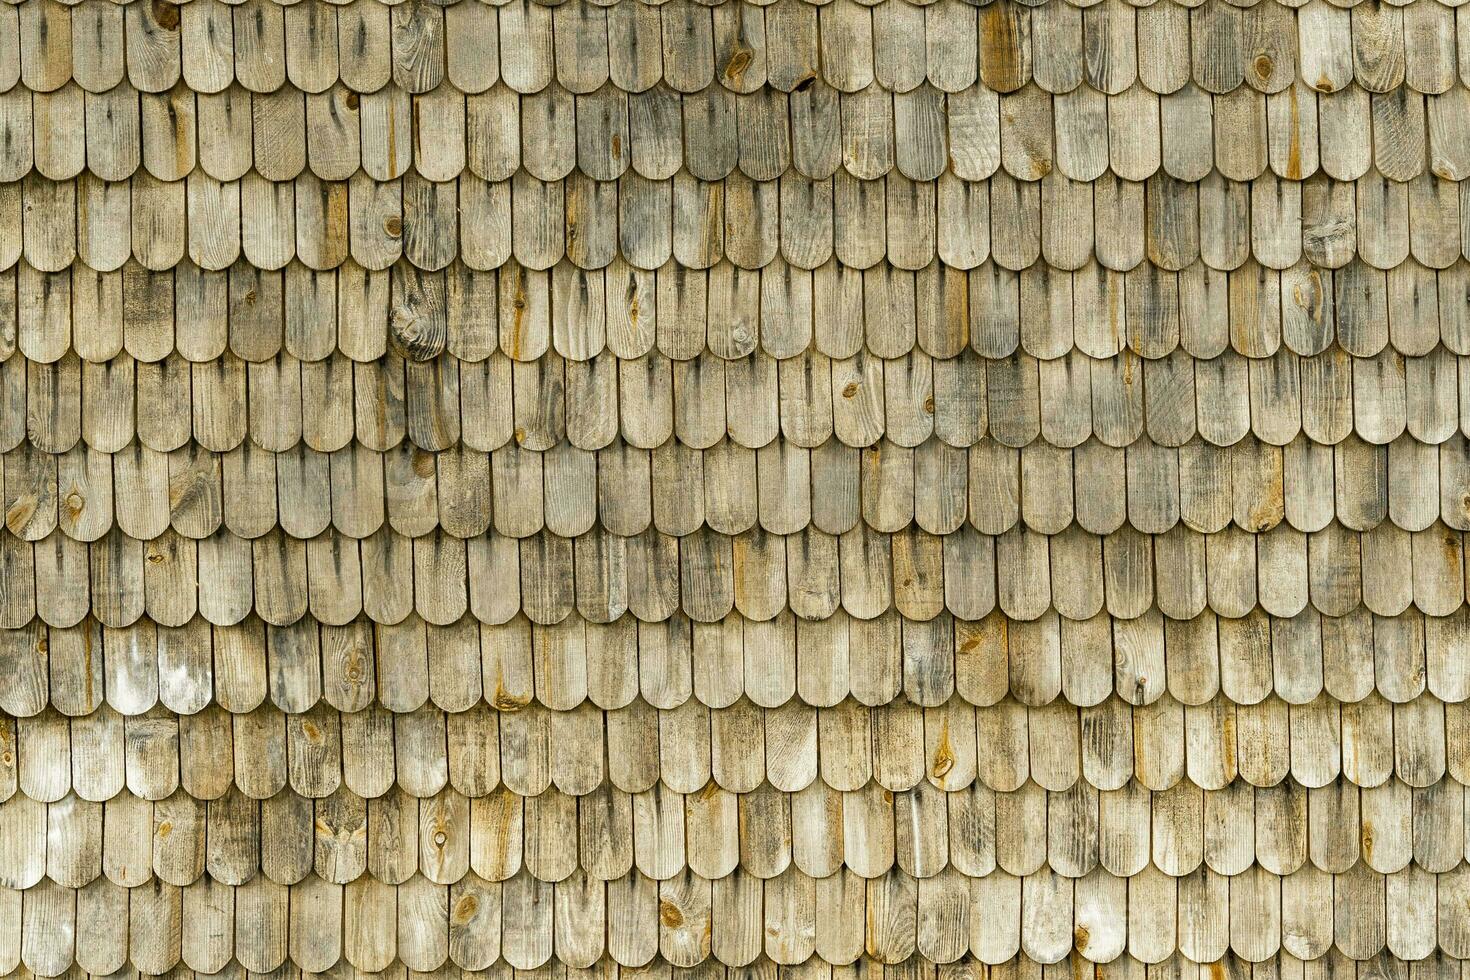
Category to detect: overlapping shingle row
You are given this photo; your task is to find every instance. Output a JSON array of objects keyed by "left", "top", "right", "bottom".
[{"left": 8, "top": 0, "right": 1470, "bottom": 96}]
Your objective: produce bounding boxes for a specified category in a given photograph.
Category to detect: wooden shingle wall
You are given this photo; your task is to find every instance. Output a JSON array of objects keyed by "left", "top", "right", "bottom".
[{"left": 1, "top": 0, "right": 1470, "bottom": 973}]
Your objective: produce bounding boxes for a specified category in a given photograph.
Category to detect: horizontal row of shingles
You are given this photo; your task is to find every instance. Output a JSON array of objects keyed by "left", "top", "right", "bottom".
[
  {"left": 4, "top": 142, "right": 1469, "bottom": 276},
  {"left": 4, "top": 75, "right": 1470, "bottom": 187},
  {"left": 8, "top": 758, "right": 1470, "bottom": 881},
  {"left": 6, "top": 433, "right": 1470, "bottom": 538},
  {"left": 6, "top": 780, "right": 1470, "bottom": 897},
  {"left": 2, "top": 346, "right": 1466, "bottom": 456},
  {"left": 2, "top": 408, "right": 1469, "bottom": 515},
  {"left": 6, "top": 178, "right": 1470, "bottom": 291},
  {"left": 8, "top": 258, "right": 1470, "bottom": 367},
  {"left": 0, "top": 680, "right": 1464, "bottom": 792},
  {"left": 0, "top": 515, "right": 1464, "bottom": 626},
  {"left": 3, "top": 596, "right": 1469, "bottom": 710},
  {"left": 0, "top": 863, "right": 1457, "bottom": 974},
  {"left": 3, "top": 0, "right": 1467, "bottom": 100},
  {"left": 5, "top": 600, "right": 1469, "bottom": 712},
  {"left": 4, "top": 433, "right": 1470, "bottom": 542},
  {"left": 0, "top": 954, "right": 1459, "bottom": 980},
  {"left": 0, "top": 957, "right": 1451, "bottom": 980}
]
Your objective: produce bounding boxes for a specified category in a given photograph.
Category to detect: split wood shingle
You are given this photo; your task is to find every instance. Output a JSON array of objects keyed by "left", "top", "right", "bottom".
[{"left": 0, "top": 0, "right": 1468, "bottom": 974}]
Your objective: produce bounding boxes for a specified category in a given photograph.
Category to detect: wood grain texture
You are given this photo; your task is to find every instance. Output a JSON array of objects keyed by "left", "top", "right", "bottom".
[{"left": 0, "top": 0, "right": 1467, "bottom": 971}]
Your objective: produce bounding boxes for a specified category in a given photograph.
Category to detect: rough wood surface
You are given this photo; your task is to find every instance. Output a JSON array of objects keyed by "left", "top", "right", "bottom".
[{"left": 0, "top": 0, "right": 1468, "bottom": 973}]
